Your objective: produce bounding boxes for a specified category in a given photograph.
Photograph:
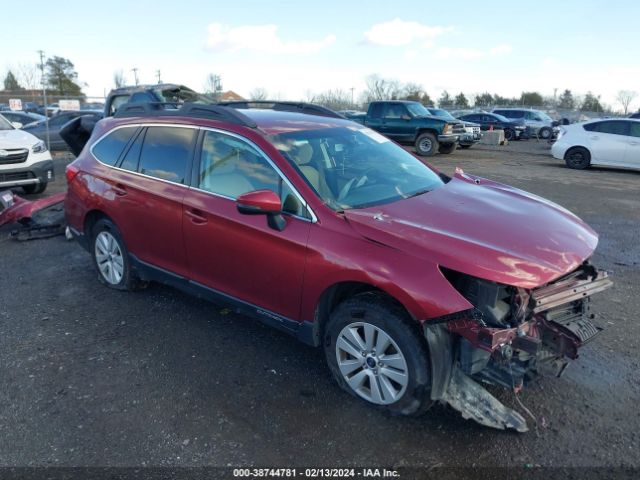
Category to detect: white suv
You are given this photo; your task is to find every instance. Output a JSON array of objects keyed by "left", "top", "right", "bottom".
[{"left": 0, "top": 114, "right": 54, "bottom": 194}]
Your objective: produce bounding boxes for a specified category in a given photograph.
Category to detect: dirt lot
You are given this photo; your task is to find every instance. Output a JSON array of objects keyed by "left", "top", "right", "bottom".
[{"left": 1, "top": 142, "right": 639, "bottom": 472}]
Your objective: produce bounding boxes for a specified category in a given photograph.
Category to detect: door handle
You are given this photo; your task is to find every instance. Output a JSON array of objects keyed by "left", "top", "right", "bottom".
[
  {"left": 112, "top": 183, "right": 127, "bottom": 196},
  {"left": 590, "top": 136, "right": 599, "bottom": 140},
  {"left": 185, "top": 208, "right": 207, "bottom": 224}
]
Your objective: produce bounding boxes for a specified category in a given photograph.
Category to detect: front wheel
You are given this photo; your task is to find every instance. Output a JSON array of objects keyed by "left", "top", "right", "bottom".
[
  {"left": 539, "top": 127, "right": 552, "bottom": 139},
  {"left": 22, "top": 182, "right": 47, "bottom": 194},
  {"left": 414, "top": 132, "right": 438, "bottom": 156},
  {"left": 504, "top": 129, "right": 515, "bottom": 141},
  {"left": 324, "top": 293, "right": 432, "bottom": 416},
  {"left": 438, "top": 143, "right": 457, "bottom": 154}
]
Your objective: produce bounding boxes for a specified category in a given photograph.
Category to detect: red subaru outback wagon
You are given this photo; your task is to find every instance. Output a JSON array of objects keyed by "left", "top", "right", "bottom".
[{"left": 64, "top": 101, "right": 611, "bottom": 431}]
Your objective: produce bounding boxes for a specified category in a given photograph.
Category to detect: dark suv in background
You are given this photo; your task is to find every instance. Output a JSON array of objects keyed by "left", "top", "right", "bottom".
[
  {"left": 457, "top": 112, "right": 527, "bottom": 141},
  {"left": 61, "top": 101, "right": 610, "bottom": 433}
]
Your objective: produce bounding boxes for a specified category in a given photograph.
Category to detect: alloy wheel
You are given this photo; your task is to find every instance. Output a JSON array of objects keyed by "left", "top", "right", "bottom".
[
  {"left": 94, "top": 231, "right": 124, "bottom": 285},
  {"left": 335, "top": 322, "right": 409, "bottom": 405}
]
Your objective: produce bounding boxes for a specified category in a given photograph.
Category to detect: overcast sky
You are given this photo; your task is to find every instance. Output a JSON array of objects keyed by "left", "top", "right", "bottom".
[{"left": 2, "top": 0, "right": 639, "bottom": 110}]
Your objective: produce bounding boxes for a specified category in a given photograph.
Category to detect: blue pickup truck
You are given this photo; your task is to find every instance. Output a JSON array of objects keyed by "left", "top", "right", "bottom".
[{"left": 348, "top": 100, "right": 464, "bottom": 156}]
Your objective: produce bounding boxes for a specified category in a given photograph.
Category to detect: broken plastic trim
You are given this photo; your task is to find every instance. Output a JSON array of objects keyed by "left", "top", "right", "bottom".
[{"left": 424, "top": 324, "right": 528, "bottom": 432}]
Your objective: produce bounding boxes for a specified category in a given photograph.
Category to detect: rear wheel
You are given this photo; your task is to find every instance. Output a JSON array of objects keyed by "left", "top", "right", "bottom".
[
  {"left": 414, "top": 132, "right": 438, "bottom": 156},
  {"left": 22, "top": 182, "right": 47, "bottom": 194},
  {"left": 324, "top": 293, "right": 432, "bottom": 416},
  {"left": 91, "top": 218, "right": 141, "bottom": 291},
  {"left": 438, "top": 143, "right": 457, "bottom": 154},
  {"left": 564, "top": 147, "right": 591, "bottom": 170}
]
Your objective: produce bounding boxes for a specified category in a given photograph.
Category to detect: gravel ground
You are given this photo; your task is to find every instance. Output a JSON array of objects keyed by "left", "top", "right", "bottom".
[{"left": 1, "top": 142, "right": 639, "bottom": 472}]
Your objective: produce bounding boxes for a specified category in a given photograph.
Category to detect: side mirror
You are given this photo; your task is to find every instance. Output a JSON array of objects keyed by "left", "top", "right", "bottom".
[
  {"left": 11, "top": 122, "right": 23, "bottom": 129},
  {"left": 401, "top": 114, "right": 412, "bottom": 121},
  {"left": 236, "top": 189, "right": 286, "bottom": 231}
]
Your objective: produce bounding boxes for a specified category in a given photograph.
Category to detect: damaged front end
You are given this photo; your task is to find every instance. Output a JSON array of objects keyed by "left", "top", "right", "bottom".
[
  {"left": 0, "top": 190, "right": 66, "bottom": 239},
  {"left": 426, "top": 262, "right": 612, "bottom": 432}
]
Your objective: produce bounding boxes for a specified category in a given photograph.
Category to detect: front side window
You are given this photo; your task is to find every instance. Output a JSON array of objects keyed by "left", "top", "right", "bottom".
[
  {"left": 138, "top": 126, "right": 196, "bottom": 183},
  {"left": 271, "top": 126, "right": 444, "bottom": 211},
  {"left": 384, "top": 104, "right": 408, "bottom": 119},
  {"left": 198, "top": 130, "right": 311, "bottom": 218},
  {"left": 629, "top": 122, "right": 640, "bottom": 138},
  {"left": 92, "top": 126, "right": 138, "bottom": 166}
]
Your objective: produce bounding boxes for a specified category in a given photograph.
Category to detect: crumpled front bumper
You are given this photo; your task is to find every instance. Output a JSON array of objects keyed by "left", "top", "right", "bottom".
[{"left": 425, "top": 263, "right": 612, "bottom": 432}]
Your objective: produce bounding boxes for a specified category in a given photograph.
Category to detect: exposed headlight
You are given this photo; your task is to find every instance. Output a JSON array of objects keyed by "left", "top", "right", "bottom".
[
  {"left": 32, "top": 140, "right": 48, "bottom": 153},
  {"left": 443, "top": 124, "right": 453, "bottom": 135}
]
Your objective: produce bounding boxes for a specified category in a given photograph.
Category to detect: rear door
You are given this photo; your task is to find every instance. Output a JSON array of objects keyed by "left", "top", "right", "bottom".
[
  {"left": 584, "top": 120, "right": 629, "bottom": 166},
  {"left": 107, "top": 125, "right": 197, "bottom": 277},
  {"left": 622, "top": 121, "right": 640, "bottom": 169},
  {"left": 182, "top": 129, "right": 312, "bottom": 320}
]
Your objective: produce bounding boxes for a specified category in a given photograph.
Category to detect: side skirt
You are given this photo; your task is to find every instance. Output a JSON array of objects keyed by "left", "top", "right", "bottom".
[{"left": 129, "top": 254, "right": 317, "bottom": 346}]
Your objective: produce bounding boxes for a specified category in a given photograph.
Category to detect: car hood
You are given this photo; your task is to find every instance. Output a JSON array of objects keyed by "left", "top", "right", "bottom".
[
  {"left": 0, "top": 129, "right": 39, "bottom": 148},
  {"left": 343, "top": 171, "right": 598, "bottom": 289}
]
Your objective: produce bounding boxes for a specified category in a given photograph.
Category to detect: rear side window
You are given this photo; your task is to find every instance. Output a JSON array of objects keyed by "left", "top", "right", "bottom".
[
  {"left": 369, "top": 103, "right": 383, "bottom": 118},
  {"left": 138, "top": 126, "right": 196, "bottom": 184},
  {"left": 92, "top": 127, "right": 137, "bottom": 166},
  {"left": 496, "top": 110, "right": 519, "bottom": 118},
  {"left": 584, "top": 121, "right": 629, "bottom": 136},
  {"left": 629, "top": 122, "right": 640, "bottom": 138},
  {"left": 119, "top": 129, "right": 145, "bottom": 171}
]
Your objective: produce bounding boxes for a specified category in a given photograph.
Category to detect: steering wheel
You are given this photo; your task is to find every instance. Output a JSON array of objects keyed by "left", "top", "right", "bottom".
[{"left": 337, "top": 168, "right": 381, "bottom": 202}]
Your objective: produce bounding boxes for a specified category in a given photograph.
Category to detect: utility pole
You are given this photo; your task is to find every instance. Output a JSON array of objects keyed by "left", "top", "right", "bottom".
[
  {"left": 156, "top": 70, "right": 161, "bottom": 84},
  {"left": 350, "top": 87, "right": 355, "bottom": 108},
  {"left": 37, "top": 50, "right": 50, "bottom": 150},
  {"left": 131, "top": 68, "right": 139, "bottom": 86}
]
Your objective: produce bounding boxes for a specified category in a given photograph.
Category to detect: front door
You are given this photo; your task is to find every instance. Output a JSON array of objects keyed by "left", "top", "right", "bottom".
[
  {"left": 381, "top": 104, "right": 414, "bottom": 142},
  {"left": 586, "top": 120, "right": 629, "bottom": 166},
  {"left": 182, "top": 129, "right": 312, "bottom": 320}
]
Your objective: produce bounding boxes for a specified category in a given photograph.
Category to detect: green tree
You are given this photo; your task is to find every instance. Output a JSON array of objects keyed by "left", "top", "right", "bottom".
[
  {"left": 520, "top": 91, "right": 543, "bottom": 106},
  {"left": 45, "top": 56, "right": 83, "bottom": 96},
  {"left": 3, "top": 70, "right": 23, "bottom": 91},
  {"left": 581, "top": 92, "right": 603, "bottom": 112},
  {"left": 438, "top": 90, "right": 453, "bottom": 107},
  {"left": 474, "top": 92, "right": 493, "bottom": 107},
  {"left": 401, "top": 82, "right": 424, "bottom": 102},
  {"left": 454, "top": 92, "right": 469, "bottom": 108},
  {"left": 420, "top": 92, "right": 433, "bottom": 106},
  {"left": 558, "top": 89, "right": 574, "bottom": 109}
]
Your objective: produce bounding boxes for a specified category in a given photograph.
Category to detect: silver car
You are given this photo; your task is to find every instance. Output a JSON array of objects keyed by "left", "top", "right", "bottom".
[{"left": 493, "top": 108, "right": 556, "bottom": 139}]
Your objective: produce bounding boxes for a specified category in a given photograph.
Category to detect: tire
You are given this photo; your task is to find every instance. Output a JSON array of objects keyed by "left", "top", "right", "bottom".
[
  {"left": 539, "top": 127, "right": 552, "bottom": 139},
  {"left": 22, "top": 182, "right": 47, "bottom": 194},
  {"left": 414, "top": 132, "right": 438, "bottom": 156},
  {"left": 459, "top": 144, "right": 472, "bottom": 149},
  {"left": 324, "top": 292, "right": 433, "bottom": 416},
  {"left": 438, "top": 143, "right": 457, "bottom": 154},
  {"left": 564, "top": 147, "right": 591, "bottom": 170},
  {"left": 91, "top": 218, "right": 141, "bottom": 291},
  {"left": 504, "top": 129, "right": 515, "bottom": 141}
]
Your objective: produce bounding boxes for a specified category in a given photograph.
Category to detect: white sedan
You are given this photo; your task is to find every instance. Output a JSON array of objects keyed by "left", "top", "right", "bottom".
[{"left": 552, "top": 118, "right": 640, "bottom": 170}]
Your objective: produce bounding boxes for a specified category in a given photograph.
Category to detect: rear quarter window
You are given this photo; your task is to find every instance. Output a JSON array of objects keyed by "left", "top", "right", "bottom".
[
  {"left": 137, "top": 126, "right": 196, "bottom": 184},
  {"left": 92, "top": 127, "right": 138, "bottom": 166}
]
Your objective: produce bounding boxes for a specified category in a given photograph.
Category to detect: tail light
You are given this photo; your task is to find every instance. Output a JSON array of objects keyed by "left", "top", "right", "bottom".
[{"left": 65, "top": 164, "right": 80, "bottom": 184}]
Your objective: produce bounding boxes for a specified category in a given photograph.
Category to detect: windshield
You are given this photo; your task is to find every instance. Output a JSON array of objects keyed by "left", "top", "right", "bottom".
[
  {"left": 428, "top": 108, "right": 456, "bottom": 121},
  {"left": 405, "top": 103, "right": 432, "bottom": 117},
  {"left": 271, "top": 126, "right": 444, "bottom": 210},
  {"left": 0, "top": 115, "right": 14, "bottom": 130}
]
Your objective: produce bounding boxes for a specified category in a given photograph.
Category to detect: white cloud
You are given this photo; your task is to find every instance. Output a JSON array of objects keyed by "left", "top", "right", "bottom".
[
  {"left": 206, "top": 23, "right": 336, "bottom": 54},
  {"left": 363, "top": 18, "right": 453, "bottom": 47}
]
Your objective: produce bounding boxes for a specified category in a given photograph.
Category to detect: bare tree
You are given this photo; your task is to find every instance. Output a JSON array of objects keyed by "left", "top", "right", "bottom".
[
  {"left": 312, "top": 89, "right": 352, "bottom": 111},
  {"left": 249, "top": 88, "right": 269, "bottom": 100},
  {"left": 17, "top": 63, "right": 40, "bottom": 91},
  {"left": 204, "top": 73, "right": 223, "bottom": 100},
  {"left": 113, "top": 70, "right": 127, "bottom": 88},
  {"left": 362, "top": 74, "right": 401, "bottom": 102},
  {"left": 616, "top": 90, "right": 637, "bottom": 115}
]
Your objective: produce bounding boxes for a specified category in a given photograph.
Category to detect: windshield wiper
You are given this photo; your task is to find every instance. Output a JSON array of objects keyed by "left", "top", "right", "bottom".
[{"left": 405, "top": 188, "right": 431, "bottom": 199}]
